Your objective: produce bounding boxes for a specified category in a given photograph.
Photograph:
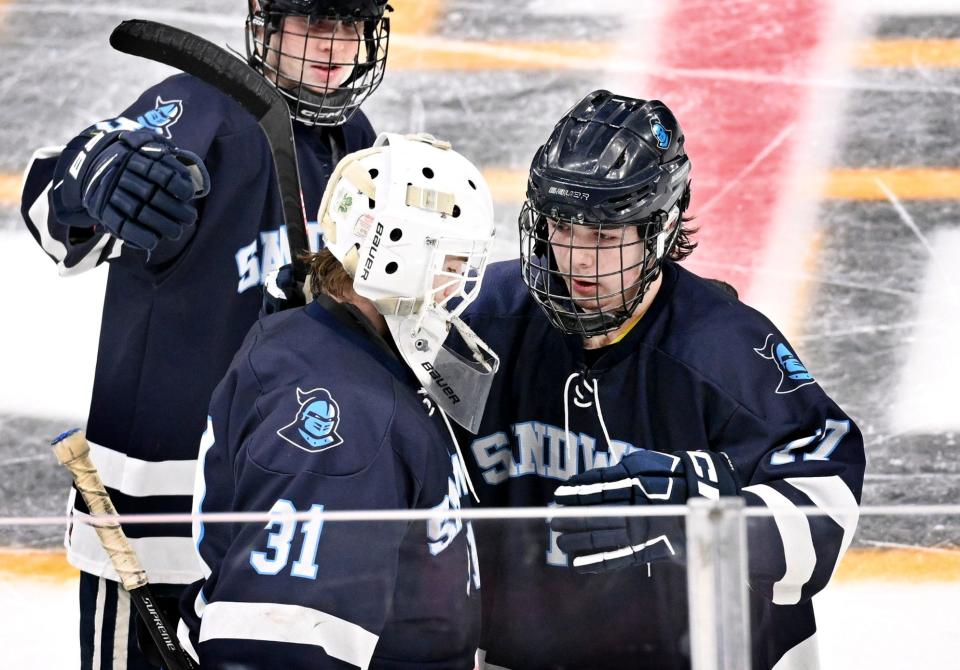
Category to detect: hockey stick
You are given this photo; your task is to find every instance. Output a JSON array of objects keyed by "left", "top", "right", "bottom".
[
  {"left": 108, "top": 19, "right": 310, "bottom": 282},
  {"left": 51, "top": 429, "right": 199, "bottom": 670}
]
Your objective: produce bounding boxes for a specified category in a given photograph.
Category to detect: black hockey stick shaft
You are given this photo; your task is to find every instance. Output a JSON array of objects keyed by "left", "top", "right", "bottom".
[
  {"left": 125, "top": 584, "right": 195, "bottom": 670},
  {"left": 51, "top": 429, "right": 198, "bottom": 670},
  {"left": 109, "top": 19, "right": 310, "bottom": 281}
]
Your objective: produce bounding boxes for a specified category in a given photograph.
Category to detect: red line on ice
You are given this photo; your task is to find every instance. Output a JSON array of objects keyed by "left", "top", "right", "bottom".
[{"left": 646, "top": 0, "right": 829, "bottom": 296}]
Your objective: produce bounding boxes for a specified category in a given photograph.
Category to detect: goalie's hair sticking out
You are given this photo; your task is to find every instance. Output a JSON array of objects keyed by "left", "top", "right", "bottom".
[{"left": 306, "top": 248, "right": 353, "bottom": 300}]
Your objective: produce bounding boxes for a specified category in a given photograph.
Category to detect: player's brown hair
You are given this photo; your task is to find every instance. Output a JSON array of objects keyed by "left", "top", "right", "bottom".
[
  {"left": 669, "top": 215, "right": 698, "bottom": 262},
  {"left": 306, "top": 249, "right": 354, "bottom": 300}
]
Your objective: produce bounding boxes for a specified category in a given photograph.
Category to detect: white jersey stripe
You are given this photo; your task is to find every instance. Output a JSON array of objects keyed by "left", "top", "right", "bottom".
[
  {"left": 86, "top": 440, "right": 197, "bottom": 498},
  {"left": 68, "top": 516, "right": 203, "bottom": 584},
  {"left": 24, "top": 146, "right": 115, "bottom": 276},
  {"left": 771, "top": 631, "right": 820, "bottom": 670},
  {"left": 194, "top": 588, "right": 207, "bottom": 618},
  {"left": 786, "top": 476, "right": 859, "bottom": 580},
  {"left": 115, "top": 586, "right": 130, "bottom": 669},
  {"left": 177, "top": 618, "right": 200, "bottom": 664},
  {"left": 193, "top": 417, "right": 216, "bottom": 579},
  {"left": 742, "top": 483, "right": 817, "bottom": 605},
  {"left": 63, "top": 233, "right": 112, "bottom": 276},
  {"left": 24, "top": 147, "right": 66, "bottom": 263},
  {"left": 92, "top": 577, "right": 107, "bottom": 670},
  {"left": 28, "top": 181, "right": 65, "bottom": 262},
  {"left": 199, "top": 600, "right": 379, "bottom": 670},
  {"left": 65, "top": 442, "right": 199, "bottom": 583}
]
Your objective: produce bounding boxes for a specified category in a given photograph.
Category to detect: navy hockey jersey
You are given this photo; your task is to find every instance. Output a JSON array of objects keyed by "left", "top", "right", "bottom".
[
  {"left": 178, "top": 296, "right": 481, "bottom": 669},
  {"left": 19, "top": 74, "right": 376, "bottom": 583},
  {"left": 459, "top": 259, "right": 865, "bottom": 670}
]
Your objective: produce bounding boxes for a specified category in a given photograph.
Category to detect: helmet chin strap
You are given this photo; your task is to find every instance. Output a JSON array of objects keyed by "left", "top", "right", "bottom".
[
  {"left": 284, "top": 83, "right": 359, "bottom": 123},
  {"left": 552, "top": 306, "right": 624, "bottom": 336}
]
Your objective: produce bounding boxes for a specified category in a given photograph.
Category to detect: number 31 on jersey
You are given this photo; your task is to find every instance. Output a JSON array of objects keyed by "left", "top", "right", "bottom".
[{"left": 249, "top": 499, "right": 325, "bottom": 579}]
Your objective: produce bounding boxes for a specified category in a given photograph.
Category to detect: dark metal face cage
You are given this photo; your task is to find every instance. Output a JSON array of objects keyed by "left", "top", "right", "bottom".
[
  {"left": 518, "top": 201, "right": 679, "bottom": 338},
  {"left": 246, "top": 7, "right": 389, "bottom": 126}
]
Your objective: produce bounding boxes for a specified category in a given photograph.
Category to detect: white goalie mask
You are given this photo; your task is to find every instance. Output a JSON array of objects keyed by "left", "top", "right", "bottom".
[{"left": 319, "top": 132, "right": 499, "bottom": 432}]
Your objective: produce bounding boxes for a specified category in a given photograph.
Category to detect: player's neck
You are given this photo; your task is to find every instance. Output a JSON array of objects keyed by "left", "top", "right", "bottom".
[
  {"left": 582, "top": 274, "right": 663, "bottom": 350},
  {"left": 336, "top": 290, "right": 389, "bottom": 339}
]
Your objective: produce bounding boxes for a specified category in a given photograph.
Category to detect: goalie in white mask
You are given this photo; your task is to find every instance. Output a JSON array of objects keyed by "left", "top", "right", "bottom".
[
  {"left": 318, "top": 131, "right": 500, "bottom": 432},
  {"left": 179, "top": 133, "right": 494, "bottom": 668}
]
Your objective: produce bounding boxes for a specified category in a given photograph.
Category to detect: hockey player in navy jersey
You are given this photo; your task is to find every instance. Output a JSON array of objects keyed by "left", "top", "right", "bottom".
[
  {"left": 178, "top": 133, "right": 496, "bottom": 668},
  {"left": 460, "top": 90, "right": 865, "bottom": 669},
  {"left": 19, "top": 2, "right": 390, "bottom": 667}
]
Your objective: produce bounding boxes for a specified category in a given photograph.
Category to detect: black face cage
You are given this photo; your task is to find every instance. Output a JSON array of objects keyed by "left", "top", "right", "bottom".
[
  {"left": 246, "top": 8, "right": 389, "bottom": 126},
  {"left": 519, "top": 201, "right": 679, "bottom": 338}
]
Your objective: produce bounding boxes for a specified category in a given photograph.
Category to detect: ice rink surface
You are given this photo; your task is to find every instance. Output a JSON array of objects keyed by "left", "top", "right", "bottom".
[
  {"left": 1, "top": 0, "right": 959, "bottom": 666},
  {"left": 1, "top": 552, "right": 959, "bottom": 669}
]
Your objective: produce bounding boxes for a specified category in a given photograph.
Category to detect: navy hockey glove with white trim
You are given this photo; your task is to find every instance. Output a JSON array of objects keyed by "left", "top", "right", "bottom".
[
  {"left": 261, "top": 263, "right": 307, "bottom": 316},
  {"left": 551, "top": 449, "right": 740, "bottom": 573},
  {"left": 51, "top": 127, "right": 210, "bottom": 252}
]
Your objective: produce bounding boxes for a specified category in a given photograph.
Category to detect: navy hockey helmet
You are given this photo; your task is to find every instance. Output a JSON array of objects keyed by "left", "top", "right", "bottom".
[
  {"left": 520, "top": 89, "right": 692, "bottom": 337},
  {"left": 246, "top": 0, "right": 390, "bottom": 126}
]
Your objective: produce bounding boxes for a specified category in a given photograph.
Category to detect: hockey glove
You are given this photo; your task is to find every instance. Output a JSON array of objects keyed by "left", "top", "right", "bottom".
[
  {"left": 551, "top": 449, "right": 740, "bottom": 574},
  {"left": 261, "top": 263, "right": 307, "bottom": 316},
  {"left": 51, "top": 127, "right": 210, "bottom": 252}
]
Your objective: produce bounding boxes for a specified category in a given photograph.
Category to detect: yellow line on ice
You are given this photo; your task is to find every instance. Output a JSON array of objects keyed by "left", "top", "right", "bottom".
[
  {"left": 0, "top": 549, "right": 79, "bottom": 582},
  {"left": 387, "top": 37, "right": 960, "bottom": 72},
  {"left": 481, "top": 168, "right": 527, "bottom": 204},
  {"left": 477, "top": 168, "right": 960, "bottom": 205},
  {"left": 824, "top": 168, "right": 960, "bottom": 201},
  {"left": 491, "top": 168, "right": 960, "bottom": 204},
  {"left": 387, "top": 36, "right": 618, "bottom": 71},
  {"left": 855, "top": 39, "right": 960, "bottom": 69},
  {"left": 389, "top": 0, "right": 444, "bottom": 37},
  {"left": 833, "top": 547, "right": 960, "bottom": 583},
  {"left": 0, "top": 172, "right": 22, "bottom": 206},
  {"left": 2, "top": 168, "right": 959, "bottom": 209},
  {"left": 1, "top": 547, "right": 958, "bottom": 583}
]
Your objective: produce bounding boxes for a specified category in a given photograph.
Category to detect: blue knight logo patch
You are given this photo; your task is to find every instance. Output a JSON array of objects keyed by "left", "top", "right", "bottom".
[
  {"left": 754, "top": 334, "right": 815, "bottom": 394},
  {"left": 649, "top": 114, "right": 671, "bottom": 150},
  {"left": 136, "top": 96, "right": 184, "bottom": 138},
  {"left": 277, "top": 387, "right": 344, "bottom": 452}
]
